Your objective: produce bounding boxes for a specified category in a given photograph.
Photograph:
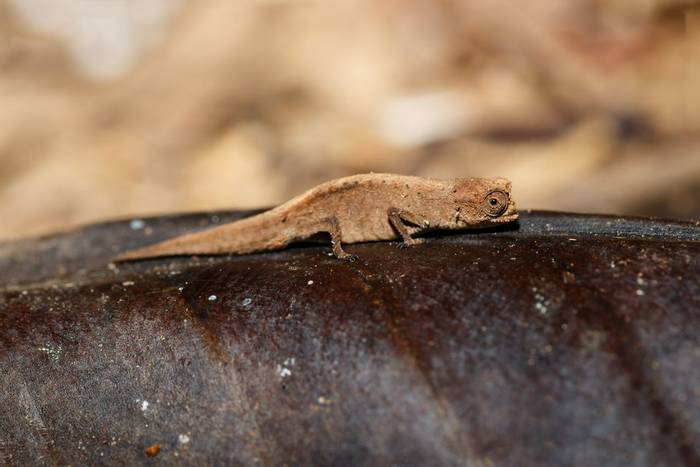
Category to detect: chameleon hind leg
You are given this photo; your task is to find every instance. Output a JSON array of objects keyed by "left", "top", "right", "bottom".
[{"left": 323, "top": 217, "right": 357, "bottom": 262}]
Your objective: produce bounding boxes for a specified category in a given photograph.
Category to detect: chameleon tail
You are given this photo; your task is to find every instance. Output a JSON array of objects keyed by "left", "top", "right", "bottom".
[{"left": 114, "top": 211, "right": 289, "bottom": 261}]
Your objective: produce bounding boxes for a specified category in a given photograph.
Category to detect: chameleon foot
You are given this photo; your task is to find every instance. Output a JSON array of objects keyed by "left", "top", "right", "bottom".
[{"left": 398, "top": 238, "right": 426, "bottom": 249}]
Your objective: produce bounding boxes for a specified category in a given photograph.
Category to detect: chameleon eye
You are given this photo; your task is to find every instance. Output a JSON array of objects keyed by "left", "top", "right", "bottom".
[{"left": 482, "top": 190, "right": 509, "bottom": 217}]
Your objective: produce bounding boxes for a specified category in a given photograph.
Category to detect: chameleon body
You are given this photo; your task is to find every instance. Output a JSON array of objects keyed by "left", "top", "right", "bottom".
[{"left": 116, "top": 173, "right": 517, "bottom": 262}]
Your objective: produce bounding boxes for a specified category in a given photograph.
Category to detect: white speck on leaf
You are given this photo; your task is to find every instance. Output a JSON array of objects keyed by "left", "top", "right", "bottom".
[
  {"left": 39, "top": 344, "right": 62, "bottom": 361},
  {"left": 533, "top": 292, "right": 549, "bottom": 315},
  {"left": 136, "top": 399, "right": 150, "bottom": 412},
  {"left": 129, "top": 219, "right": 145, "bottom": 230},
  {"left": 277, "top": 357, "right": 296, "bottom": 378}
]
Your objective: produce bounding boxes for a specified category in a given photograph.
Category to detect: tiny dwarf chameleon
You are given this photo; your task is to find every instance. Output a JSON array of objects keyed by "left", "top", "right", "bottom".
[{"left": 116, "top": 173, "right": 518, "bottom": 262}]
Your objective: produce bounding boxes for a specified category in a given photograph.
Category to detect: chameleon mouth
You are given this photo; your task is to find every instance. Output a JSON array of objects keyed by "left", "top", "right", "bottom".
[
  {"left": 496, "top": 200, "right": 518, "bottom": 223},
  {"left": 496, "top": 212, "right": 518, "bottom": 223}
]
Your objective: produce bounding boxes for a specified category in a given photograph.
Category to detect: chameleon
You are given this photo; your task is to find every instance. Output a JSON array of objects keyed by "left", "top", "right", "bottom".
[{"left": 116, "top": 173, "right": 517, "bottom": 262}]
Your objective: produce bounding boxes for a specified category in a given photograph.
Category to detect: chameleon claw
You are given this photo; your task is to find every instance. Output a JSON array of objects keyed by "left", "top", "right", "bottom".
[{"left": 399, "top": 238, "right": 425, "bottom": 249}]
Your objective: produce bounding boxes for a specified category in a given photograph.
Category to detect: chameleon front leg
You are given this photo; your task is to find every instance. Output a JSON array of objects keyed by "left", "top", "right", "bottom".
[
  {"left": 325, "top": 217, "right": 357, "bottom": 262},
  {"left": 387, "top": 207, "right": 427, "bottom": 248}
]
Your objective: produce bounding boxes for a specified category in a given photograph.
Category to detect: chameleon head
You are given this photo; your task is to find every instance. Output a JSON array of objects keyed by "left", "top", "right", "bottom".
[{"left": 452, "top": 177, "right": 518, "bottom": 227}]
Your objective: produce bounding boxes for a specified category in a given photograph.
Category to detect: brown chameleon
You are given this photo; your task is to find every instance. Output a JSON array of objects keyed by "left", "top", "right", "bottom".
[{"left": 116, "top": 173, "right": 517, "bottom": 262}]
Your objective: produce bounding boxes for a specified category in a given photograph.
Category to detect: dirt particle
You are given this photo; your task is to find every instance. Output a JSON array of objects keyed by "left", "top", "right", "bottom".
[
  {"left": 562, "top": 271, "right": 576, "bottom": 284},
  {"left": 580, "top": 329, "right": 607, "bottom": 349},
  {"left": 145, "top": 444, "right": 161, "bottom": 457}
]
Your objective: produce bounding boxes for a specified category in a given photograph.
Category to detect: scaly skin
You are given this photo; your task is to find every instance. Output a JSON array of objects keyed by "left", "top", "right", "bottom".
[{"left": 115, "top": 173, "right": 518, "bottom": 261}]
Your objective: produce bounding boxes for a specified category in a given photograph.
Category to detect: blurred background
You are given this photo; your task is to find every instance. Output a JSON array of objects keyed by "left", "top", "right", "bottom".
[{"left": 1, "top": 0, "right": 699, "bottom": 240}]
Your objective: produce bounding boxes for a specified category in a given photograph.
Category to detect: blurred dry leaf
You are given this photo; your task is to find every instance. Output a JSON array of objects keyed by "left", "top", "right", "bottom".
[{"left": 1, "top": 0, "right": 699, "bottom": 240}]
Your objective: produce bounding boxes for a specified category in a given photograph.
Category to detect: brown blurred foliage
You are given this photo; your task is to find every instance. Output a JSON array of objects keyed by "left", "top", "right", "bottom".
[{"left": 1, "top": 0, "right": 700, "bottom": 240}]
